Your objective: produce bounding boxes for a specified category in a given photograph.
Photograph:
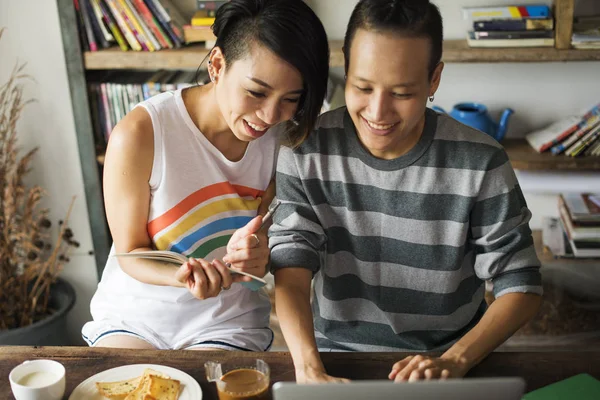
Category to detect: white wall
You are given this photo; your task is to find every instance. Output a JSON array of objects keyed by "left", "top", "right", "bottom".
[
  {"left": 307, "top": 0, "right": 600, "bottom": 229},
  {"left": 0, "top": 0, "right": 98, "bottom": 345}
]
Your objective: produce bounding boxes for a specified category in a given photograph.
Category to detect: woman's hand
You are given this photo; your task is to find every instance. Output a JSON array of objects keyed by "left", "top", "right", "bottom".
[
  {"left": 174, "top": 258, "right": 232, "bottom": 299},
  {"left": 223, "top": 216, "right": 270, "bottom": 281},
  {"left": 388, "top": 355, "right": 468, "bottom": 382}
]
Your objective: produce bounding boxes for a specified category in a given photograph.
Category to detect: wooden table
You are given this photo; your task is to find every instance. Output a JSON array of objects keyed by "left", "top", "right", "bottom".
[{"left": 2, "top": 346, "right": 599, "bottom": 399}]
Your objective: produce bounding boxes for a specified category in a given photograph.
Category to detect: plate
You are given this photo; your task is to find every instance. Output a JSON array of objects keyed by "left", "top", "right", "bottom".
[{"left": 69, "top": 363, "right": 202, "bottom": 400}]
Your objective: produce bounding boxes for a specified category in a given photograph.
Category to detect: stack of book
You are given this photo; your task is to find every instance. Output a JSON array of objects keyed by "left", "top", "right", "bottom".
[
  {"left": 183, "top": 1, "right": 228, "bottom": 45},
  {"left": 463, "top": 4, "right": 555, "bottom": 48},
  {"left": 525, "top": 103, "right": 600, "bottom": 156},
  {"left": 572, "top": 15, "right": 600, "bottom": 49},
  {"left": 74, "top": 0, "right": 187, "bottom": 51},
  {"left": 87, "top": 70, "right": 208, "bottom": 157},
  {"left": 543, "top": 193, "right": 600, "bottom": 258}
]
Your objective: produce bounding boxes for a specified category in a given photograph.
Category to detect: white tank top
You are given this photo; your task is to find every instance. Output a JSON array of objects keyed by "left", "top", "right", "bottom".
[{"left": 96, "top": 89, "right": 278, "bottom": 305}]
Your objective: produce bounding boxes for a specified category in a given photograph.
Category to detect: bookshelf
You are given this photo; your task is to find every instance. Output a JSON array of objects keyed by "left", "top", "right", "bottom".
[
  {"left": 503, "top": 139, "right": 600, "bottom": 171},
  {"left": 57, "top": 0, "right": 600, "bottom": 277},
  {"left": 83, "top": 39, "right": 600, "bottom": 70}
]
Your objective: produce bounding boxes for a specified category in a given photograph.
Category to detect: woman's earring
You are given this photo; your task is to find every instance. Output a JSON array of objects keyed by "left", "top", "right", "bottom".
[{"left": 429, "top": 95, "right": 435, "bottom": 102}]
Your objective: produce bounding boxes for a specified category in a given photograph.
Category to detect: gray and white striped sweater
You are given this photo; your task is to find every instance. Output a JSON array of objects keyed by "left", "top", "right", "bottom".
[{"left": 269, "top": 107, "right": 542, "bottom": 352}]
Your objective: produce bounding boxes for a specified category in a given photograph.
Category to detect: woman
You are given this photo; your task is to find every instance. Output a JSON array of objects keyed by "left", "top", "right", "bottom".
[
  {"left": 270, "top": 0, "right": 542, "bottom": 382},
  {"left": 82, "top": 0, "right": 329, "bottom": 351}
]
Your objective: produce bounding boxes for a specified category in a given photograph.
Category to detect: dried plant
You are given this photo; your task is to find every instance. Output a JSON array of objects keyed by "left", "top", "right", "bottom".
[{"left": 0, "top": 28, "right": 78, "bottom": 330}]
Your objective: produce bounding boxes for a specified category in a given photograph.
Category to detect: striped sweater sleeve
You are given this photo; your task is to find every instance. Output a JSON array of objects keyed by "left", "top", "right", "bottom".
[
  {"left": 470, "top": 147, "right": 543, "bottom": 298},
  {"left": 269, "top": 146, "right": 327, "bottom": 273}
]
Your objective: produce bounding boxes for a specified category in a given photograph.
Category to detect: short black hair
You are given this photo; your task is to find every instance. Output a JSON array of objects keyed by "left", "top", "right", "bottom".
[
  {"left": 212, "top": 0, "right": 330, "bottom": 146},
  {"left": 343, "top": 0, "right": 443, "bottom": 79}
]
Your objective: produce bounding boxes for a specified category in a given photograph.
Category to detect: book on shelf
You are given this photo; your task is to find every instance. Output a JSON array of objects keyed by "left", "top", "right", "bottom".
[
  {"left": 183, "top": 24, "right": 216, "bottom": 45},
  {"left": 550, "top": 115, "right": 600, "bottom": 155},
  {"left": 462, "top": 5, "right": 551, "bottom": 21},
  {"left": 74, "top": 0, "right": 186, "bottom": 51},
  {"left": 560, "top": 193, "right": 600, "bottom": 224},
  {"left": 114, "top": 251, "right": 267, "bottom": 291},
  {"left": 471, "top": 30, "right": 554, "bottom": 40},
  {"left": 473, "top": 18, "right": 553, "bottom": 32},
  {"left": 466, "top": 31, "right": 554, "bottom": 47},
  {"left": 87, "top": 70, "right": 203, "bottom": 145},
  {"left": 564, "top": 123, "right": 600, "bottom": 157},
  {"left": 524, "top": 103, "right": 600, "bottom": 153},
  {"left": 191, "top": 12, "right": 216, "bottom": 27}
]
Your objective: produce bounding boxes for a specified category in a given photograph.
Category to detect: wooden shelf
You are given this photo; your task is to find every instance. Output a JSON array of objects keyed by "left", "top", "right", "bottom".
[
  {"left": 442, "top": 40, "right": 600, "bottom": 63},
  {"left": 84, "top": 41, "right": 344, "bottom": 70},
  {"left": 83, "top": 39, "right": 600, "bottom": 70},
  {"left": 504, "top": 139, "right": 600, "bottom": 171}
]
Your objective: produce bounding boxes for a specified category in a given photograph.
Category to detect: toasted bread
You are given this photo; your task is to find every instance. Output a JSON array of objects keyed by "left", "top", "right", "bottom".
[
  {"left": 146, "top": 375, "right": 181, "bottom": 400},
  {"left": 97, "top": 368, "right": 172, "bottom": 400},
  {"left": 95, "top": 376, "right": 142, "bottom": 399}
]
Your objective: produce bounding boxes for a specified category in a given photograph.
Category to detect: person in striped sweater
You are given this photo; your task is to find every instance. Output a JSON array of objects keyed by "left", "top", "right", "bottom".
[{"left": 270, "top": 0, "right": 543, "bottom": 383}]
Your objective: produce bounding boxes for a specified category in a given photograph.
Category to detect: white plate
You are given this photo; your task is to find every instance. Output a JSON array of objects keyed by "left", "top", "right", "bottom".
[{"left": 69, "top": 363, "right": 202, "bottom": 400}]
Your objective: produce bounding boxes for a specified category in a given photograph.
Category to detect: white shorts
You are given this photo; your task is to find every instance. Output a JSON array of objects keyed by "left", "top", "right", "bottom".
[{"left": 82, "top": 282, "right": 273, "bottom": 351}]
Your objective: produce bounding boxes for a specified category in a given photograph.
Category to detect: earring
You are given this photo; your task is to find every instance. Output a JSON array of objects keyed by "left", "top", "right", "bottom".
[{"left": 429, "top": 95, "right": 435, "bottom": 102}]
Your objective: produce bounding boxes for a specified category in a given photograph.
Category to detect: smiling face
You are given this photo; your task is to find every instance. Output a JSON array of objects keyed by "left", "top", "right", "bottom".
[
  {"left": 210, "top": 42, "right": 304, "bottom": 142},
  {"left": 345, "top": 28, "right": 443, "bottom": 159}
]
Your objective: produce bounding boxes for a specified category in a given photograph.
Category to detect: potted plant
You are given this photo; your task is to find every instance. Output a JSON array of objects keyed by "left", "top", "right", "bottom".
[{"left": 0, "top": 28, "right": 77, "bottom": 345}]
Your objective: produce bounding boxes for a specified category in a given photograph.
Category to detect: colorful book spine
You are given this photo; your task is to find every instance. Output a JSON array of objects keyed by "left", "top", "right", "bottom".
[
  {"left": 77, "top": 0, "right": 98, "bottom": 51},
  {"left": 566, "top": 124, "right": 600, "bottom": 157},
  {"left": 132, "top": 0, "right": 173, "bottom": 48},
  {"left": 463, "top": 5, "right": 551, "bottom": 21},
  {"left": 124, "top": 0, "right": 161, "bottom": 51},
  {"left": 89, "top": 0, "right": 114, "bottom": 42},
  {"left": 105, "top": 0, "right": 142, "bottom": 50},
  {"left": 96, "top": 0, "right": 129, "bottom": 51},
  {"left": 118, "top": 0, "right": 155, "bottom": 51},
  {"left": 144, "top": 0, "right": 182, "bottom": 47},
  {"left": 84, "top": 0, "right": 110, "bottom": 48},
  {"left": 551, "top": 117, "right": 600, "bottom": 155},
  {"left": 474, "top": 18, "right": 553, "bottom": 31},
  {"left": 114, "top": 0, "right": 150, "bottom": 51}
]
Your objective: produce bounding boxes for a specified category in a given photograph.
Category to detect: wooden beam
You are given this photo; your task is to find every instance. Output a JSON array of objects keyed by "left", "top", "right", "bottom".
[
  {"left": 56, "top": 0, "right": 112, "bottom": 279},
  {"left": 554, "top": 0, "right": 575, "bottom": 49}
]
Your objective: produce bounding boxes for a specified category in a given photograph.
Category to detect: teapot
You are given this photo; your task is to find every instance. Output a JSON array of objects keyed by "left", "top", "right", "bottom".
[{"left": 432, "top": 102, "right": 514, "bottom": 142}]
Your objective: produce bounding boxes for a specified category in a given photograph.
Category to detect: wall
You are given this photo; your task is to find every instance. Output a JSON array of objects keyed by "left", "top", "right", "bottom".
[
  {"left": 0, "top": 0, "right": 98, "bottom": 344},
  {"left": 306, "top": 0, "right": 600, "bottom": 229}
]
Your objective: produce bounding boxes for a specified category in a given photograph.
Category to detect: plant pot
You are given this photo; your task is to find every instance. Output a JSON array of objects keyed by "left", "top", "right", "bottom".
[{"left": 0, "top": 277, "right": 76, "bottom": 346}]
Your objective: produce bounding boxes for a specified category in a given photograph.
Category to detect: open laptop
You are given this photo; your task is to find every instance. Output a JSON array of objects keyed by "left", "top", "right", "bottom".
[{"left": 272, "top": 377, "right": 526, "bottom": 400}]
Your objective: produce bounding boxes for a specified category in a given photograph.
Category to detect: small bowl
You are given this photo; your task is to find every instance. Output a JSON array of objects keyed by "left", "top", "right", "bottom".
[{"left": 9, "top": 359, "right": 66, "bottom": 400}]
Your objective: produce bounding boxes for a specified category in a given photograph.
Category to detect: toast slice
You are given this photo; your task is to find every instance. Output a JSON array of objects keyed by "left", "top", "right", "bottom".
[
  {"left": 95, "top": 376, "right": 142, "bottom": 399},
  {"left": 145, "top": 375, "right": 181, "bottom": 400}
]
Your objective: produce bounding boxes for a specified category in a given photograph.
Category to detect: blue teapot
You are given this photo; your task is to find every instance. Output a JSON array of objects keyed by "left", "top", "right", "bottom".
[{"left": 432, "top": 102, "right": 514, "bottom": 142}]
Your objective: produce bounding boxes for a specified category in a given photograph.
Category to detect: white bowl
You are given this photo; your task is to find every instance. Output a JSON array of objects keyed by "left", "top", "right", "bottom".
[{"left": 9, "top": 359, "right": 66, "bottom": 400}]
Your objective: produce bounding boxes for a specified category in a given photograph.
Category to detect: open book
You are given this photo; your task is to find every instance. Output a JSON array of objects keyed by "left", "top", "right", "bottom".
[{"left": 114, "top": 251, "right": 267, "bottom": 291}]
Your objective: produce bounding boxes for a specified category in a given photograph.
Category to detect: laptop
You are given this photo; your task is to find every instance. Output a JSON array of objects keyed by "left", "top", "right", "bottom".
[{"left": 272, "top": 377, "right": 526, "bottom": 400}]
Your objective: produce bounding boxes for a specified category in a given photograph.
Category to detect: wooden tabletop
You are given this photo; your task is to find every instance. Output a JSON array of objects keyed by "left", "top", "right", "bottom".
[{"left": 2, "top": 346, "right": 600, "bottom": 399}]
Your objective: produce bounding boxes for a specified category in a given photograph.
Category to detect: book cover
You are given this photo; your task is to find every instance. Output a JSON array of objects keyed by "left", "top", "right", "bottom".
[
  {"left": 551, "top": 116, "right": 600, "bottom": 155},
  {"left": 565, "top": 123, "right": 600, "bottom": 157},
  {"left": 522, "top": 374, "right": 600, "bottom": 400},
  {"left": 525, "top": 103, "right": 600, "bottom": 153},
  {"left": 463, "top": 5, "right": 551, "bottom": 21},
  {"left": 472, "top": 30, "right": 554, "bottom": 40},
  {"left": 114, "top": 251, "right": 267, "bottom": 291},
  {"left": 474, "top": 18, "right": 553, "bottom": 31},
  {"left": 191, "top": 12, "right": 216, "bottom": 26},
  {"left": 560, "top": 193, "right": 600, "bottom": 223},
  {"left": 466, "top": 31, "right": 554, "bottom": 47}
]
